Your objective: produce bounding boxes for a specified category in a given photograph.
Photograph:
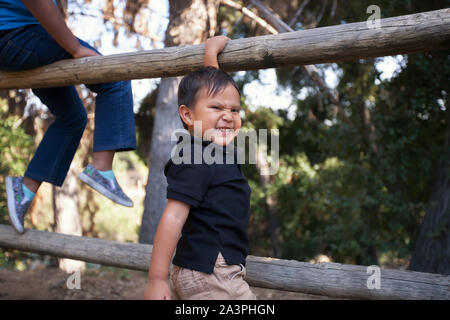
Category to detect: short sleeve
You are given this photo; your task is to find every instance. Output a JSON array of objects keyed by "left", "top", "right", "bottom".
[{"left": 164, "top": 160, "right": 211, "bottom": 207}]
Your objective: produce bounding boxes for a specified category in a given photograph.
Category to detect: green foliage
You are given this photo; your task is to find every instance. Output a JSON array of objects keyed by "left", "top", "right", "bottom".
[
  {"left": 0, "top": 98, "right": 35, "bottom": 269},
  {"left": 238, "top": 1, "right": 449, "bottom": 267},
  {"left": 0, "top": 100, "right": 34, "bottom": 225}
]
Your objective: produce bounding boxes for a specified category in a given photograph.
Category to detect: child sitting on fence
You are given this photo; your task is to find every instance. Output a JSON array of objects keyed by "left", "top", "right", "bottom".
[
  {"left": 144, "top": 35, "right": 256, "bottom": 300},
  {"left": 0, "top": 0, "right": 136, "bottom": 234}
]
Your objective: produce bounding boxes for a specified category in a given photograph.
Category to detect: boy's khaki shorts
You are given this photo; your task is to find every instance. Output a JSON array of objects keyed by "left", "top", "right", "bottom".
[{"left": 169, "top": 252, "right": 256, "bottom": 300}]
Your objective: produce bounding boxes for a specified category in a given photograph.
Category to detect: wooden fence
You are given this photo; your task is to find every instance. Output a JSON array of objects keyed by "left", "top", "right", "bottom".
[
  {"left": 0, "top": 9, "right": 449, "bottom": 89},
  {"left": 0, "top": 225, "right": 448, "bottom": 300},
  {"left": 1, "top": 8, "right": 450, "bottom": 300}
]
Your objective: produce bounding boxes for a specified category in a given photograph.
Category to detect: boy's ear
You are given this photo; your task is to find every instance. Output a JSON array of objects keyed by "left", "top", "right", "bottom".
[{"left": 179, "top": 105, "right": 193, "bottom": 127}]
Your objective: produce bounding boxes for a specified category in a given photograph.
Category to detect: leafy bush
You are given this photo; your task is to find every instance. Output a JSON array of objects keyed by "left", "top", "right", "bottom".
[{"left": 0, "top": 99, "right": 35, "bottom": 268}]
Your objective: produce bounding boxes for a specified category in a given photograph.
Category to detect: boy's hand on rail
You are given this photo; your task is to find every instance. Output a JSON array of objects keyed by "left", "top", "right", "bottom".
[{"left": 204, "top": 35, "right": 230, "bottom": 69}]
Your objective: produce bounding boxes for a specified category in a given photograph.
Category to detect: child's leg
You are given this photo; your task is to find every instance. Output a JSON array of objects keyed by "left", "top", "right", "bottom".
[
  {"left": 22, "top": 177, "right": 41, "bottom": 194},
  {"left": 169, "top": 266, "right": 213, "bottom": 300},
  {"left": 63, "top": 38, "right": 137, "bottom": 156},
  {"left": 168, "top": 265, "right": 182, "bottom": 300},
  {"left": 0, "top": 25, "right": 87, "bottom": 186},
  {"left": 2, "top": 25, "right": 87, "bottom": 233},
  {"left": 92, "top": 80, "right": 136, "bottom": 153},
  {"left": 78, "top": 52, "right": 136, "bottom": 206},
  {"left": 92, "top": 150, "right": 115, "bottom": 171},
  {"left": 75, "top": 40, "right": 136, "bottom": 207},
  {"left": 171, "top": 253, "right": 257, "bottom": 300},
  {"left": 0, "top": 25, "right": 136, "bottom": 206},
  {"left": 27, "top": 85, "right": 87, "bottom": 186},
  {"left": 1, "top": 25, "right": 136, "bottom": 170},
  {"left": 211, "top": 252, "right": 257, "bottom": 300},
  {"left": 0, "top": 25, "right": 73, "bottom": 71},
  {"left": 5, "top": 83, "right": 86, "bottom": 234},
  {"left": 227, "top": 264, "right": 257, "bottom": 300},
  {"left": 84, "top": 78, "right": 137, "bottom": 154}
]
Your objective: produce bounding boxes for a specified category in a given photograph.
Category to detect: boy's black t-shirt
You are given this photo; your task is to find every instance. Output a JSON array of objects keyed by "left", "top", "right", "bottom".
[{"left": 164, "top": 132, "right": 251, "bottom": 274}]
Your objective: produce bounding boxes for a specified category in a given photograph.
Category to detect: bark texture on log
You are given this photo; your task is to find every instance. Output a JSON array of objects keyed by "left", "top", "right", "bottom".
[
  {"left": 1, "top": 9, "right": 449, "bottom": 89},
  {"left": 0, "top": 225, "right": 448, "bottom": 300}
]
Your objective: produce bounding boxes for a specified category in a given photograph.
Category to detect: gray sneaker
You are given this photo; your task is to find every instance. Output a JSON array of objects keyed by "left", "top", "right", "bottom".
[
  {"left": 5, "top": 176, "right": 32, "bottom": 234},
  {"left": 79, "top": 164, "right": 133, "bottom": 207}
]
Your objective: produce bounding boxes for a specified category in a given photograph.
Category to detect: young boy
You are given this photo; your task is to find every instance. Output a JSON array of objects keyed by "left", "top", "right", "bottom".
[
  {"left": 1, "top": 0, "right": 136, "bottom": 234},
  {"left": 144, "top": 36, "right": 256, "bottom": 300}
]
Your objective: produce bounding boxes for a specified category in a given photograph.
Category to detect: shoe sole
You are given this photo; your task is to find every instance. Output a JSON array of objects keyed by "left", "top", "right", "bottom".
[
  {"left": 79, "top": 172, "right": 133, "bottom": 207},
  {"left": 5, "top": 177, "right": 25, "bottom": 234}
]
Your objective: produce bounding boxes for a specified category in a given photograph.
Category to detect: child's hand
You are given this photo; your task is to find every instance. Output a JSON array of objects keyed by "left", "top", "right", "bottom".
[
  {"left": 204, "top": 35, "right": 230, "bottom": 69},
  {"left": 71, "top": 45, "right": 100, "bottom": 59},
  {"left": 205, "top": 35, "right": 230, "bottom": 56},
  {"left": 144, "top": 278, "right": 172, "bottom": 300}
]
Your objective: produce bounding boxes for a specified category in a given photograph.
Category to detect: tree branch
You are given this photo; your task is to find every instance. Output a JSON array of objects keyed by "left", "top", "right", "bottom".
[
  {"left": 313, "top": 0, "right": 329, "bottom": 28},
  {"left": 248, "top": 0, "right": 291, "bottom": 31},
  {"left": 67, "top": 10, "right": 161, "bottom": 44},
  {"left": 248, "top": 0, "right": 342, "bottom": 112},
  {"left": 221, "top": 0, "right": 278, "bottom": 34},
  {"left": 288, "top": 0, "right": 311, "bottom": 28},
  {"left": 330, "top": 0, "right": 337, "bottom": 17}
]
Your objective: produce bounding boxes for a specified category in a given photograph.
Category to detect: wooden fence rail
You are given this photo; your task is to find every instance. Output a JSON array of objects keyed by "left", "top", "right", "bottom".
[
  {"left": 0, "top": 225, "right": 448, "bottom": 300},
  {"left": 0, "top": 9, "right": 449, "bottom": 89}
]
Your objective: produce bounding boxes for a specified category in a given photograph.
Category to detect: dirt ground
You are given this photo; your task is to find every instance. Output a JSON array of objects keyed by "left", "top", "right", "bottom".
[{"left": 0, "top": 264, "right": 332, "bottom": 300}]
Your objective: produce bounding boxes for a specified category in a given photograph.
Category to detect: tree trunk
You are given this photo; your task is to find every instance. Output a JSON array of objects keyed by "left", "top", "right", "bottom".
[
  {"left": 139, "top": 0, "right": 219, "bottom": 244},
  {"left": 256, "top": 145, "right": 282, "bottom": 258},
  {"left": 53, "top": 166, "right": 85, "bottom": 273},
  {"left": 361, "top": 103, "right": 378, "bottom": 154},
  {"left": 139, "top": 77, "right": 182, "bottom": 244},
  {"left": 408, "top": 119, "right": 450, "bottom": 275}
]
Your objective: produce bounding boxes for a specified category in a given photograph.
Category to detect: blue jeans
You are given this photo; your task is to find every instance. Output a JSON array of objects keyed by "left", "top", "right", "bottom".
[{"left": 0, "top": 25, "right": 136, "bottom": 186}]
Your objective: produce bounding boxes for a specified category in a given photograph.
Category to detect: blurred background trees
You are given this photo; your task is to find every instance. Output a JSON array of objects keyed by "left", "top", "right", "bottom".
[{"left": 0, "top": 0, "right": 448, "bottom": 274}]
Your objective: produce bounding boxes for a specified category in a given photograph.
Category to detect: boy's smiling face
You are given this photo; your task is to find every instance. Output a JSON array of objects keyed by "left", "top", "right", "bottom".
[{"left": 179, "top": 83, "right": 242, "bottom": 146}]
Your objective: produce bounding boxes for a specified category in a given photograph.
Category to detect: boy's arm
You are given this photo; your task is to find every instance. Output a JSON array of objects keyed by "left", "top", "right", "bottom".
[
  {"left": 204, "top": 35, "right": 230, "bottom": 69},
  {"left": 144, "top": 199, "right": 190, "bottom": 300},
  {"left": 21, "top": 0, "right": 98, "bottom": 58}
]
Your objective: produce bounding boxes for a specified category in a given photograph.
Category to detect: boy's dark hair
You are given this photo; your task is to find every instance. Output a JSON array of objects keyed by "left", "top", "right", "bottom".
[{"left": 178, "top": 66, "right": 241, "bottom": 129}]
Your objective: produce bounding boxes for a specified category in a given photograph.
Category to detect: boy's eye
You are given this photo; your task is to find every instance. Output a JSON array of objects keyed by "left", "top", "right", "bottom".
[
  {"left": 232, "top": 109, "right": 240, "bottom": 113},
  {"left": 211, "top": 106, "right": 221, "bottom": 110}
]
